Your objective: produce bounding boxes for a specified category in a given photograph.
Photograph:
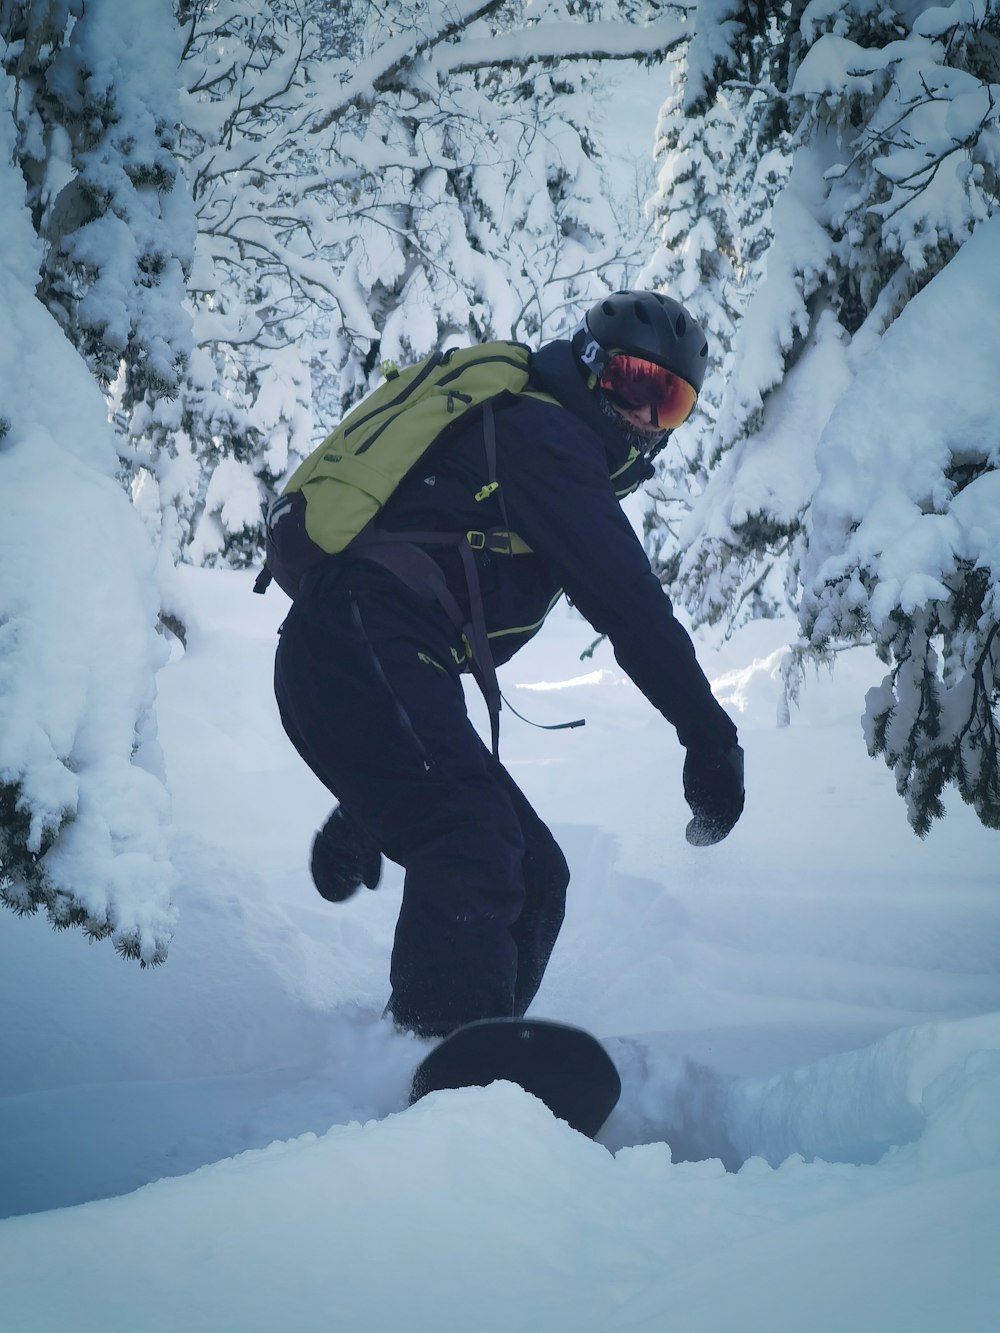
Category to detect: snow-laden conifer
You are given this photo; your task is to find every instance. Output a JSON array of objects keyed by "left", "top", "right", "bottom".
[
  {"left": 0, "top": 96, "right": 176, "bottom": 963},
  {"left": 646, "top": 0, "right": 999, "bottom": 832},
  {"left": 802, "top": 213, "right": 1000, "bottom": 836},
  {"left": 2, "top": 0, "right": 194, "bottom": 423},
  {"left": 641, "top": 2, "right": 789, "bottom": 603}
]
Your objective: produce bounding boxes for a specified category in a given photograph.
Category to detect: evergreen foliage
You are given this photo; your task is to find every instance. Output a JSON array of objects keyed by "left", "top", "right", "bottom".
[
  {"left": 0, "top": 81, "right": 176, "bottom": 964},
  {"left": 2, "top": 0, "right": 194, "bottom": 424},
  {"left": 641, "top": 2, "right": 790, "bottom": 599},
  {"left": 646, "top": 0, "right": 1000, "bottom": 834}
]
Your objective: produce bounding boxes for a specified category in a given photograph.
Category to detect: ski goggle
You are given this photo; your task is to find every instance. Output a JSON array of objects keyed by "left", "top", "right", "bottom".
[{"left": 598, "top": 354, "right": 698, "bottom": 430}]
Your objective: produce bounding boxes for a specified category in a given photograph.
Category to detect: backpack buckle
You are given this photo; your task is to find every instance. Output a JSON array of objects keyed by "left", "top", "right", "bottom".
[{"left": 466, "top": 530, "right": 486, "bottom": 550}]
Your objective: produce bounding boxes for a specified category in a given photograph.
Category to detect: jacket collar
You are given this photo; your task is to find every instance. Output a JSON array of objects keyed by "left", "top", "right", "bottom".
[
  {"left": 529, "top": 341, "right": 629, "bottom": 458},
  {"left": 529, "top": 340, "right": 655, "bottom": 489}
]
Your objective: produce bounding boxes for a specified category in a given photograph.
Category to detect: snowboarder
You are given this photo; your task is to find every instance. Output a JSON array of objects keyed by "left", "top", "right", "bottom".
[{"left": 272, "top": 291, "right": 744, "bottom": 1037}]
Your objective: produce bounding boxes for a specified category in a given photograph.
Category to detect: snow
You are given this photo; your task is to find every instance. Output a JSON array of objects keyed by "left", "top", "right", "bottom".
[
  {"left": 0, "top": 98, "right": 176, "bottom": 962},
  {"left": 2, "top": 571, "right": 1000, "bottom": 1329},
  {"left": 51, "top": 0, "right": 194, "bottom": 394},
  {"left": 804, "top": 212, "right": 1000, "bottom": 632},
  {"left": 3, "top": 18, "right": 1000, "bottom": 1331}
]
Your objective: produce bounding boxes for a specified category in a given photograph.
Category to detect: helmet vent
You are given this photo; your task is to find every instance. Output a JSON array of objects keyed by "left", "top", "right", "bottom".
[
  {"left": 601, "top": 301, "right": 615, "bottom": 316},
  {"left": 675, "top": 313, "right": 687, "bottom": 336},
  {"left": 634, "top": 301, "right": 651, "bottom": 325}
]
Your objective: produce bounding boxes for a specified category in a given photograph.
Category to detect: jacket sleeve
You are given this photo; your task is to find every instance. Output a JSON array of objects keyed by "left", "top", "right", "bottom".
[{"left": 497, "top": 400, "right": 738, "bottom": 755}]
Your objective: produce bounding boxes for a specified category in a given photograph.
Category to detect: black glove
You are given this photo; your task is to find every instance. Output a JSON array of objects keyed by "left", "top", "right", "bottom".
[
  {"left": 310, "top": 805, "right": 383, "bottom": 902},
  {"left": 683, "top": 744, "right": 745, "bottom": 846}
]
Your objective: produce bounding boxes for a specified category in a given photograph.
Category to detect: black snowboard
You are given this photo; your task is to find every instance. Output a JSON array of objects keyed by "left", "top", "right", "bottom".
[{"left": 409, "top": 1017, "right": 621, "bottom": 1139}]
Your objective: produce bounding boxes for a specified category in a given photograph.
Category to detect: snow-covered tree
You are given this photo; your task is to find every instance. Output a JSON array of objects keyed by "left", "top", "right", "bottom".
[
  {"left": 641, "top": 2, "right": 790, "bottom": 600},
  {"left": 4, "top": 0, "right": 691, "bottom": 579},
  {"left": 133, "top": 0, "right": 324, "bottom": 569},
  {"left": 802, "top": 215, "right": 1000, "bottom": 835},
  {"left": 316, "top": 2, "right": 625, "bottom": 368},
  {"left": 646, "top": 0, "right": 1000, "bottom": 833},
  {"left": 784, "top": 0, "right": 1000, "bottom": 836},
  {"left": 302, "top": 1, "right": 687, "bottom": 393},
  {"left": 162, "top": 0, "right": 690, "bottom": 569},
  {"left": 0, "top": 94, "right": 176, "bottom": 963},
  {"left": 2, "top": 0, "right": 194, "bottom": 455}
]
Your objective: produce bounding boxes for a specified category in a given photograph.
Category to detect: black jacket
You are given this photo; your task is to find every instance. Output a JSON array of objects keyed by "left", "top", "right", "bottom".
[{"left": 363, "top": 339, "right": 737, "bottom": 757}]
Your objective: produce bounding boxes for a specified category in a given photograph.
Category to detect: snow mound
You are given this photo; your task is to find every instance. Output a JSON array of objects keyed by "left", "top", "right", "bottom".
[{"left": 2, "top": 1012, "right": 999, "bottom": 1333}]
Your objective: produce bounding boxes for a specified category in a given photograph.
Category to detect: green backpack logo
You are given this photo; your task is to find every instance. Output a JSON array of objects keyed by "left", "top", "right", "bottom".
[{"left": 261, "top": 340, "right": 555, "bottom": 599}]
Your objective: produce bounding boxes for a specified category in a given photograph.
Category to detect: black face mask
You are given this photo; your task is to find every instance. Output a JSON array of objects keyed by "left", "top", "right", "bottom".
[{"left": 596, "top": 389, "right": 668, "bottom": 456}]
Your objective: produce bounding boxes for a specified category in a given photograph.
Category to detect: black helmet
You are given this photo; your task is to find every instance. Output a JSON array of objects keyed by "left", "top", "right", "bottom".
[{"left": 572, "top": 290, "right": 709, "bottom": 394}]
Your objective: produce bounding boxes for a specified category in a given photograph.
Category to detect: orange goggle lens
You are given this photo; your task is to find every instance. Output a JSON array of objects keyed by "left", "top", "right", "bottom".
[{"left": 598, "top": 355, "right": 697, "bottom": 430}]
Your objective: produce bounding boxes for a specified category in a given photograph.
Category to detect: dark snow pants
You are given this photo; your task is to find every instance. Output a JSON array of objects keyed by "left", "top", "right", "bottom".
[{"left": 273, "top": 563, "right": 569, "bottom": 1037}]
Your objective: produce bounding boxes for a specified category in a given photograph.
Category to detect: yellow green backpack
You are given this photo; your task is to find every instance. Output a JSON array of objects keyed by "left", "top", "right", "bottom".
[
  {"left": 256, "top": 339, "right": 577, "bottom": 753},
  {"left": 257, "top": 340, "right": 557, "bottom": 600}
]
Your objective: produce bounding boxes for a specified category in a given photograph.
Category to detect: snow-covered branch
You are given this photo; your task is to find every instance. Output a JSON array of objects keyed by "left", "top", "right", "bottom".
[
  {"left": 310, "top": 8, "right": 687, "bottom": 137},
  {"left": 309, "top": 0, "right": 506, "bottom": 133},
  {"left": 426, "top": 16, "right": 688, "bottom": 76}
]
